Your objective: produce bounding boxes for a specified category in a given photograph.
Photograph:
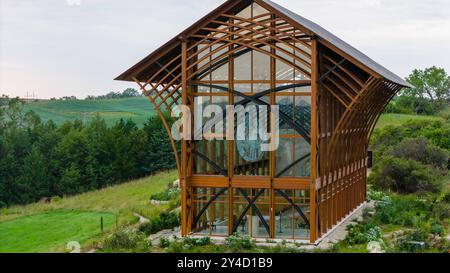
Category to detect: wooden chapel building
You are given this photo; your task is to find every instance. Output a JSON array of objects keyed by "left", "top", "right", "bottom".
[{"left": 116, "top": 0, "right": 411, "bottom": 243}]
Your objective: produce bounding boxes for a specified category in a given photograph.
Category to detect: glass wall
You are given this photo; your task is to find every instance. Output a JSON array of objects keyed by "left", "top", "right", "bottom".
[
  {"left": 274, "top": 189, "right": 310, "bottom": 240},
  {"left": 233, "top": 188, "right": 271, "bottom": 238},
  {"left": 274, "top": 39, "right": 312, "bottom": 177},
  {"left": 192, "top": 187, "right": 229, "bottom": 236},
  {"left": 191, "top": 1, "right": 312, "bottom": 179}
]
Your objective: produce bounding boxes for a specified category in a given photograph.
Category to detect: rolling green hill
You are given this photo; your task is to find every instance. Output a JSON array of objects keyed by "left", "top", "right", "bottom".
[
  {"left": 23, "top": 97, "right": 157, "bottom": 126},
  {"left": 23, "top": 96, "right": 444, "bottom": 129}
]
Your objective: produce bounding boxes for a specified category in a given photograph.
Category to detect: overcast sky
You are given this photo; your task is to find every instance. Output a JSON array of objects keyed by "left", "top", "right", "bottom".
[{"left": 1, "top": 0, "right": 449, "bottom": 99}]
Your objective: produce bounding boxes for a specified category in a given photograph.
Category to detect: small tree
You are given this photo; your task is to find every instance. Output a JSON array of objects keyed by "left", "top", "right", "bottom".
[{"left": 401, "top": 66, "right": 450, "bottom": 114}]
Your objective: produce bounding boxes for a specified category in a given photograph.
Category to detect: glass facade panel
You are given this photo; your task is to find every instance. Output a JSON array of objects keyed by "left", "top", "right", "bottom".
[
  {"left": 277, "top": 96, "right": 294, "bottom": 135},
  {"left": 236, "top": 4, "right": 252, "bottom": 19},
  {"left": 274, "top": 190, "right": 310, "bottom": 240},
  {"left": 234, "top": 51, "right": 252, "bottom": 81},
  {"left": 233, "top": 189, "right": 270, "bottom": 238},
  {"left": 194, "top": 139, "right": 229, "bottom": 175},
  {"left": 253, "top": 3, "right": 269, "bottom": 17},
  {"left": 276, "top": 137, "right": 294, "bottom": 177},
  {"left": 253, "top": 47, "right": 271, "bottom": 81},
  {"left": 276, "top": 43, "right": 295, "bottom": 81},
  {"left": 211, "top": 44, "right": 229, "bottom": 81},
  {"left": 275, "top": 94, "right": 311, "bottom": 177},
  {"left": 233, "top": 97, "right": 270, "bottom": 176},
  {"left": 192, "top": 188, "right": 229, "bottom": 236},
  {"left": 253, "top": 83, "right": 270, "bottom": 93}
]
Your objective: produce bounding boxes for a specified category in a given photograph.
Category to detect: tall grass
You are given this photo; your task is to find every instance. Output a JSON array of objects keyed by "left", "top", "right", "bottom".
[{"left": 0, "top": 170, "right": 178, "bottom": 225}]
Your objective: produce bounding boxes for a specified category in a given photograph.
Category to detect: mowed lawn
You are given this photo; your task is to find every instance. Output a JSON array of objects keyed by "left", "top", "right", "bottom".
[
  {"left": 0, "top": 170, "right": 178, "bottom": 253},
  {"left": 376, "top": 113, "right": 442, "bottom": 129},
  {"left": 0, "top": 211, "right": 115, "bottom": 253},
  {"left": 23, "top": 97, "right": 156, "bottom": 126}
]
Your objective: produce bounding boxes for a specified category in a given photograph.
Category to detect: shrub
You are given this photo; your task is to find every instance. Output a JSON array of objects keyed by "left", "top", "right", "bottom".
[
  {"left": 431, "top": 200, "right": 450, "bottom": 220},
  {"left": 182, "top": 237, "right": 212, "bottom": 246},
  {"left": 226, "top": 234, "right": 256, "bottom": 253},
  {"left": 370, "top": 120, "right": 450, "bottom": 153},
  {"left": 369, "top": 156, "right": 441, "bottom": 194},
  {"left": 139, "top": 211, "right": 181, "bottom": 235},
  {"left": 345, "top": 222, "right": 382, "bottom": 245},
  {"left": 439, "top": 108, "right": 450, "bottom": 122},
  {"left": 430, "top": 223, "right": 444, "bottom": 236},
  {"left": 102, "top": 229, "right": 150, "bottom": 253},
  {"left": 150, "top": 186, "right": 180, "bottom": 201},
  {"left": 390, "top": 137, "right": 448, "bottom": 170},
  {"left": 158, "top": 236, "right": 220, "bottom": 253},
  {"left": 373, "top": 195, "right": 429, "bottom": 226},
  {"left": 159, "top": 237, "right": 171, "bottom": 248},
  {"left": 395, "top": 229, "right": 428, "bottom": 253},
  {"left": 367, "top": 190, "right": 388, "bottom": 201}
]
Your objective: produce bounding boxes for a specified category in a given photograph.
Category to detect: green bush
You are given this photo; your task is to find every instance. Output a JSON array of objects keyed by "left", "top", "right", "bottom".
[
  {"left": 390, "top": 137, "right": 449, "bottom": 170},
  {"left": 430, "top": 223, "right": 444, "bottom": 236},
  {"left": 182, "top": 236, "right": 212, "bottom": 246},
  {"left": 395, "top": 229, "right": 428, "bottom": 253},
  {"left": 367, "top": 190, "right": 388, "bottom": 201},
  {"left": 430, "top": 201, "right": 450, "bottom": 220},
  {"left": 439, "top": 108, "right": 450, "bottom": 122},
  {"left": 163, "top": 236, "right": 226, "bottom": 253},
  {"left": 226, "top": 234, "right": 256, "bottom": 253},
  {"left": 150, "top": 184, "right": 180, "bottom": 201},
  {"left": 102, "top": 229, "right": 150, "bottom": 253},
  {"left": 139, "top": 211, "right": 181, "bottom": 235},
  {"left": 369, "top": 156, "right": 441, "bottom": 194},
  {"left": 373, "top": 195, "right": 429, "bottom": 226},
  {"left": 159, "top": 237, "right": 171, "bottom": 248},
  {"left": 371, "top": 120, "right": 450, "bottom": 153},
  {"left": 345, "top": 222, "right": 382, "bottom": 245}
]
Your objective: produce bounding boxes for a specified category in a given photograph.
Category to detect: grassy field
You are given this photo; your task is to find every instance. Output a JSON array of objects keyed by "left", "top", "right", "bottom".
[
  {"left": 375, "top": 113, "right": 443, "bottom": 129},
  {"left": 0, "top": 170, "right": 178, "bottom": 253},
  {"left": 23, "top": 97, "right": 156, "bottom": 126},
  {"left": 0, "top": 211, "right": 115, "bottom": 253}
]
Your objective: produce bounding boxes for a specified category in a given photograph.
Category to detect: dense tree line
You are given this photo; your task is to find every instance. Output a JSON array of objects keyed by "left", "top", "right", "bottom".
[
  {"left": 86, "top": 88, "right": 142, "bottom": 100},
  {"left": 0, "top": 96, "right": 176, "bottom": 207}
]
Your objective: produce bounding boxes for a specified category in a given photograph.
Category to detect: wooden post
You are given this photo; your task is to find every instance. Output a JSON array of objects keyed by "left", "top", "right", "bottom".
[
  {"left": 310, "top": 38, "right": 319, "bottom": 243},
  {"left": 181, "top": 39, "right": 188, "bottom": 236}
]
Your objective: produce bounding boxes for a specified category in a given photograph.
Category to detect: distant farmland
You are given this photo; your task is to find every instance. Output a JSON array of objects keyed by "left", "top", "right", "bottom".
[
  {"left": 23, "top": 97, "right": 157, "bottom": 126},
  {"left": 22, "top": 97, "right": 443, "bottom": 129}
]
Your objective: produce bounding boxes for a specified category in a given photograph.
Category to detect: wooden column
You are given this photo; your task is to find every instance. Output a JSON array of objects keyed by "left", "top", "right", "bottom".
[
  {"left": 181, "top": 39, "right": 188, "bottom": 236},
  {"left": 310, "top": 38, "right": 319, "bottom": 243}
]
